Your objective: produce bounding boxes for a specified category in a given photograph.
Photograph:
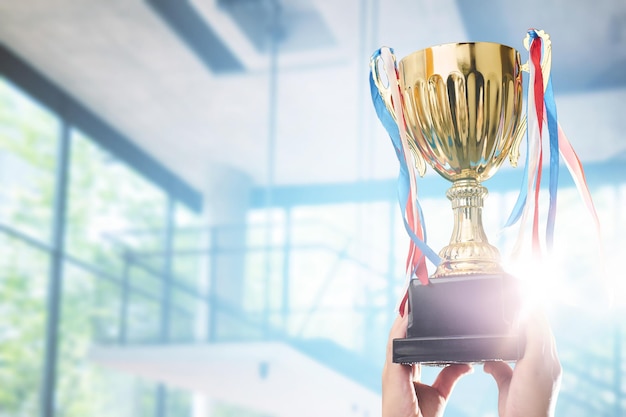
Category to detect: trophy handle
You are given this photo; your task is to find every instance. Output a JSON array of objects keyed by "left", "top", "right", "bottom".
[
  {"left": 509, "top": 30, "right": 552, "bottom": 167},
  {"left": 370, "top": 48, "right": 428, "bottom": 177},
  {"left": 370, "top": 48, "right": 398, "bottom": 118}
]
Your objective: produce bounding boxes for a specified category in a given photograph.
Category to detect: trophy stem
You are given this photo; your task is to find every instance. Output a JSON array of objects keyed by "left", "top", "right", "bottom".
[{"left": 433, "top": 178, "right": 502, "bottom": 277}]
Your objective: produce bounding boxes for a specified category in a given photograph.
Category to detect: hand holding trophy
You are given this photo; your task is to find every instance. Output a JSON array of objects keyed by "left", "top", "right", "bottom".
[{"left": 370, "top": 29, "right": 599, "bottom": 364}]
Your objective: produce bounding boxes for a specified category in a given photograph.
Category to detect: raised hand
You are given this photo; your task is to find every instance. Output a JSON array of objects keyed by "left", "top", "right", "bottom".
[
  {"left": 484, "top": 311, "right": 562, "bottom": 417},
  {"left": 382, "top": 313, "right": 473, "bottom": 417}
]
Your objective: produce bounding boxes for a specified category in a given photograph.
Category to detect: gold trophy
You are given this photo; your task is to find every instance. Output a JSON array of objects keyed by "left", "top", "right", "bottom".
[{"left": 371, "top": 38, "right": 551, "bottom": 364}]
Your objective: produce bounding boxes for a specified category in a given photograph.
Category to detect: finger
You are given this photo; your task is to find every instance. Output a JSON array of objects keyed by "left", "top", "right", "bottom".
[
  {"left": 483, "top": 361, "right": 513, "bottom": 391},
  {"left": 385, "top": 314, "right": 408, "bottom": 364},
  {"left": 484, "top": 361, "right": 512, "bottom": 417},
  {"left": 412, "top": 363, "right": 421, "bottom": 384},
  {"left": 431, "top": 364, "right": 473, "bottom": 399}
]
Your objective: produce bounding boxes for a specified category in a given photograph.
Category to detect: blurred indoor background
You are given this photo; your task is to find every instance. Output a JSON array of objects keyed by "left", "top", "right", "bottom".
[{"left": 0, "top": 0, "right": 624, "bottom": 416}]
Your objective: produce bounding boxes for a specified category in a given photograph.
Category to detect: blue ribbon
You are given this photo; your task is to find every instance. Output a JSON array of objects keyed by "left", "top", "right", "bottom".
[
  {"left": 504, "top": 109, "right": 530, "bottom": 228},
  {"left": 369, "top": 51, "right": 441, "bottom": 268}
]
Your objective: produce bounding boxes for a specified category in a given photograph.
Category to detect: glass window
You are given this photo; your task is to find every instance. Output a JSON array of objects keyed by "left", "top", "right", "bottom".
[
  {"left": 173, "top": 203, "right": 205, "bottom": 290},
  {"left": 66, "top": 129, "right": 167, "bottom": 277},
  {"left": 60, "top": 128, "right": 171, "bottom": 413},
  {"left": 244, "top": 208, "right": 287, "bottom": 338},
  {"left": 56, "top": 263, "right": 119, "bottom": 416},
  {"left": 66, "top": 128, "right": 170, "bottom": 344},
  {"left": 243, "top": 202, "right": 397, "bottom": 355},
  {"left": 165, "top": 388, "right": 192, "bottom": 416},
  {"left": 0, "top": 77, "right": 58, "bottom": 243},
  {"left": 169, "top": 289, "right": 198, "bottom": 343},
  {"left": 171, "top": 204, "right": 206, "bottom": 342},
  {"left": 125, "top": 293, "right": 161, "bottom": 344},
  {"left": 55, "top": 263, "right": 160, "bottom": 417},
  {"left": 0, "top": 76, "right": 58, "bottom": 417}
]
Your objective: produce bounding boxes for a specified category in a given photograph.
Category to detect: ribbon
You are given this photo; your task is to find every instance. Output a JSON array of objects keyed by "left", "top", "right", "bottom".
[
  {"left": 545, "top": 77, "right": 560, "bottom": 249},
  {"left": 369, "top": 47, "right": 441, "bottom": 314},
  {"left": 529, "top": 31, "right": 544, "bottom": 254},
  {"left": 506, "top": 29, "right": 600, "bottom": 258}
]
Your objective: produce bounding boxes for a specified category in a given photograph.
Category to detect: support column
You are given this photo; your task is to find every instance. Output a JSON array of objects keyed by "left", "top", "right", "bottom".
[{"left": 202, "top": 163, "right": 253, "bottom": 341}]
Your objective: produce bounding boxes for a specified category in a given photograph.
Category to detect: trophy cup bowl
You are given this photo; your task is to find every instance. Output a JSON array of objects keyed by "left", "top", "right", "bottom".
[{"left": 372, "top": 42, "right": 526, "bottom": 364}]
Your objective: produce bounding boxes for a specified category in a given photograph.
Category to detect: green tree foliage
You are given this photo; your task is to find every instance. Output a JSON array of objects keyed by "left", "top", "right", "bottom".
[{"left": 0, "top": 237, "right": 48, "bottom": 417}]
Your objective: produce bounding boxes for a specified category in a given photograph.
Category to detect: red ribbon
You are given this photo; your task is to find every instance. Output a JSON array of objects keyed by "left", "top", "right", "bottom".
[{"left": 530, "top": 37, "right": 545, "bottom": 254}]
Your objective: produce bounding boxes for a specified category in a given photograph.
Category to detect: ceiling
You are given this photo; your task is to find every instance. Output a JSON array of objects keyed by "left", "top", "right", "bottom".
[{"left": 0, "top": 0, "right": 624, "bottom": 191}]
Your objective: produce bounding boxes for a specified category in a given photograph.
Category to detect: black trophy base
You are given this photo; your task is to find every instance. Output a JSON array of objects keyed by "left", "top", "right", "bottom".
[{"left": 392, "top": 273, "right": 524, "bottom": 365}]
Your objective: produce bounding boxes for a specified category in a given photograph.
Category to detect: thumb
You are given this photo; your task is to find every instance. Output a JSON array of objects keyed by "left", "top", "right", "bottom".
[
  {"left": 385, "top": 314, "right": 408, "bottom": 365},
  {"left": 383, "top": 314, "right": 412, "bottom": 384}
]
